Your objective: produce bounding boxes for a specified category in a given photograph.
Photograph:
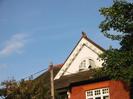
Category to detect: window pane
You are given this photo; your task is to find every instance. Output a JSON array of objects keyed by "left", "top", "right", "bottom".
[
  {"left": 89, "top": 59, "right": 95, "bottom": 68},
  {"left": 102, "top": 88, "right": 109, "bottom": 94},
  {"left": 103, "top": 96, "right": 109, "bottom": 99},
  {"left": 83, "top": 60, "right": 86, "bottom": 67},
  {"left": 79, "top": 60, "right": 86, "bottom": 71},
  {"left": 95, "top": 97, "right": 101, "bottom": 99},
  {"left": 94, "top": 89, "right": 101, "bottom": 95},
  {"left": 87, "top": 91, "right": 93, "bottom": 96}
]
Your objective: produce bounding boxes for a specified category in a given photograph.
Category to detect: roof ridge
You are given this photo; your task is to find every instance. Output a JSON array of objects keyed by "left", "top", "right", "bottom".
[
  {"left": 53, "top": 63, "right": 64, "bottom": 68},
  {"left": 81, "top": 32, "right": 105, "bottom": 51}
]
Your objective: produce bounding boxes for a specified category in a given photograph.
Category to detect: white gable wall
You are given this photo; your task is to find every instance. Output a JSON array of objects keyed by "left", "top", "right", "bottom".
[
  {"left": 64, "top": 45, "right": 103, "bottom": 75},
  {"left": 54, "top": 37, "right": 104, "bottom": 80}
]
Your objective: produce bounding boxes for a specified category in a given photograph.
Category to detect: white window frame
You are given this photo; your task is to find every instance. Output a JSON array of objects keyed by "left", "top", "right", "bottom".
[
  {"left": 79, "top": 59, "right": 87, "bottom": 70},
  {"left": 86, "top": 88, "right": 110, "bottom": 99},
  {"left": 79, "top": 58, "right": 96, "bottom": 71}
]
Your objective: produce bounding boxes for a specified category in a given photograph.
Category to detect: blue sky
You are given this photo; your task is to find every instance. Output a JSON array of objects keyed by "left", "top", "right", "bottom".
[{"left": 0, "top": 0, "right": 120, "bottom": 82}]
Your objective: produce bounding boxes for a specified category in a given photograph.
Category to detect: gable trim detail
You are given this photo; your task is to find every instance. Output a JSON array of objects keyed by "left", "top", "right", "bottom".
[{"left": 54, "top": 32, "right": 105, "bottom": 80}]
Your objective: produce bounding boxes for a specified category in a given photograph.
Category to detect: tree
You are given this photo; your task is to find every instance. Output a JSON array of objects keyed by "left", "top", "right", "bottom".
[
  {"left": 0, "top": 79, "right": 18, "bottom": 99},
  {"left": 0, "top": 66, "right": 61, "bottom": 99},
  {"left": 99, "top": 0, "right": 133, "bottom": 42},
  {"left": 98, "top": 0, "right": 133, "bottom": 98},
  {"left": 0, "top": 79, "right": 34, "bottom": 99}
]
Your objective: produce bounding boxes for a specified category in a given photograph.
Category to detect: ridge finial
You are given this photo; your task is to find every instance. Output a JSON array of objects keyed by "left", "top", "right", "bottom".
[{"left": 82, "top": 32, "right": 87, "bottom": 38}]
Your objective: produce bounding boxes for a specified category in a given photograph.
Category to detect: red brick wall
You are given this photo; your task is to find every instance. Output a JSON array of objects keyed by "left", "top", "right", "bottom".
[
  {"left": 109, "top": 80, "right": 130, "bottom": 99},
  {"left": 70, "top": 86, "right": 85, "bottom": 99},
  {"left": 70, "top": 80, "right": 130, "bottom": 99}
]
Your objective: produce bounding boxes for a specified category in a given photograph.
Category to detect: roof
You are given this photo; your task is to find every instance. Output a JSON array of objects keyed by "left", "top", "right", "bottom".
[
  {"left": 34, "top": 63, "right": 63, "bottom": 81},
  {"left": 55, "top": 69, "right": 109, "bottom": 90},
  {"left": 82, "top": 32, "right": 105, "bottom": 52},
  {"left": 55, "top": 69, "right": 95, "bottom": 89},
  {"left": 31, "top": 64, "right": 63, "bottom": 98}
]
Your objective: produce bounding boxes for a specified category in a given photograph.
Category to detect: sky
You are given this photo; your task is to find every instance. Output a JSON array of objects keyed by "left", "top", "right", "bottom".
[{"left": 0, "top": 0, "right": 121, "bottom": 83}]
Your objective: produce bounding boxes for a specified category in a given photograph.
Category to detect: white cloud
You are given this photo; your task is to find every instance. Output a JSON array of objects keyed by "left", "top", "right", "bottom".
[{"left": 0, "top": 33, "right": 28, "bottom": 56}]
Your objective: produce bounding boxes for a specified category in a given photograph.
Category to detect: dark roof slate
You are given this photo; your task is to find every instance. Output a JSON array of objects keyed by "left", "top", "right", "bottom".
[{"left": 55, "top": 69, "right": 95, "bottom": 89}]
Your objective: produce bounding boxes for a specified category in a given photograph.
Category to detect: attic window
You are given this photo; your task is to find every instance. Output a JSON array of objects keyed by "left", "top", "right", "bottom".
[
  {"left": 79, "top": 58, "right": 96, "bottom": 71},
  {"left": 88, "top": 59, "right": 96, "bottom": 69},
  {"left": 79, "top": 60, "right": 86, "bottom": 71}
]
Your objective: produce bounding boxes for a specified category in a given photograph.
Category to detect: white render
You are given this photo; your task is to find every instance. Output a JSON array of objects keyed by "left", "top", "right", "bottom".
[{"left": 54, "top": 35, "right": 104, "bottom": 80}]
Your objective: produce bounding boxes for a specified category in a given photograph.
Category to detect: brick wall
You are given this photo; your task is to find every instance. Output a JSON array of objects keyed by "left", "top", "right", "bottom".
[{"left": 70, "top": 80, "right": 130, "bottom": 99}]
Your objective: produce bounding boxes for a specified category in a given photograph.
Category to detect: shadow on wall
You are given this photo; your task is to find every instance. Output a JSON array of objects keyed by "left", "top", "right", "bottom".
[{"left": 130, "top": 79, "right": 133, "bottom": 99}]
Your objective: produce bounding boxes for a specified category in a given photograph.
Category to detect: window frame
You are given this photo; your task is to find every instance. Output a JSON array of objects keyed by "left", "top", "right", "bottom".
[
  {"left": 88, "top": 59, "right": 96, "bottom": 69},
  {"left": 86, "top": 88, "right": 110, "bottom": 99},
  {"left": 79, "top": 57, "right": 96, "bottom": 71},
  {"left": 79, "top": 59, "right": 87, "bottom": 70}
]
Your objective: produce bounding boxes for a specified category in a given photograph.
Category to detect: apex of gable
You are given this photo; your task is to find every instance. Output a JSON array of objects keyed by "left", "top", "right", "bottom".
[
  {"left": 81, "top": 32, "right": 105, "bottom": 52},
  {"left": 82, "top": 31, "right": 87, "bottom": 38}
]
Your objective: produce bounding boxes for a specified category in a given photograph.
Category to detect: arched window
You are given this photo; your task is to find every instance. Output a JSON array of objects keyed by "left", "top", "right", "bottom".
[
  {"left": 88, "top": 59, "right": 96, "bottom": 69},
  {"left": 79, "top": 58, "right": 96, "bottom": 71},
  {"left": 79, "top": 59, "right": 87, "bottom": 71}
]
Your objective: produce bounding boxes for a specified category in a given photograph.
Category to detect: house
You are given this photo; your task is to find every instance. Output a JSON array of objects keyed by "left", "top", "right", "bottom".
[{"left": 54, "top": 32, "right": 130, "bottom": 99}]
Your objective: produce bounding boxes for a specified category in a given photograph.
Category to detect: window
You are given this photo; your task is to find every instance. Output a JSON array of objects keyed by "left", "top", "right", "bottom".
[
  {"left": 88, "top": 59, "right": 95, "bottom": 69},
  {"left": 86, "top": 88, "right": 109, "bottom": 99},
  {"left": 79, "top": 58, "right": 96, "bottom": 71},
  {"left": 79, "top": 60, "right": 87, "bottom": 71}
]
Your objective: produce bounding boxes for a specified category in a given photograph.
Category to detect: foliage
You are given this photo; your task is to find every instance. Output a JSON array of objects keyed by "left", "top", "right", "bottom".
[
  {"left": 99, "top": 0, "right": 133, "bottom": 41},
  {"left": 0, "top": 79, "right": 34, "bottom": 99},
  {"left": 0, "top": 67, "right": 61, "bottom": 99},
  {"left": 98, "top": 0, "right": 133, "bottom": 85},
  {"left": 99, "top": 49, "right": 133, "bottom": 83},
  {"left": 98, "top": 1, "right": 133, "bottom": 98}
]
